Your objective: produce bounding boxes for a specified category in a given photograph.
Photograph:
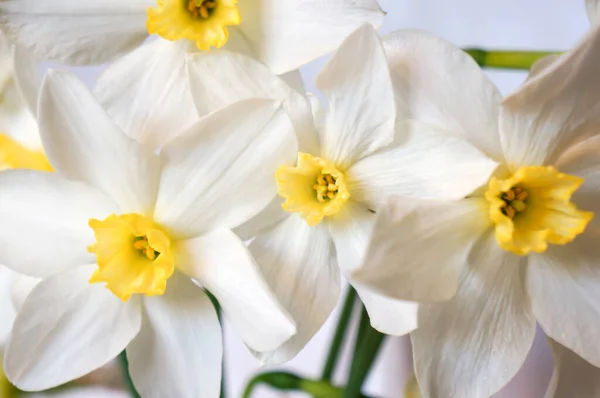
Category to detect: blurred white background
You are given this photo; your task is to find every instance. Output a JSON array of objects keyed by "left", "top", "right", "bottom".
[{"left": 38, "top": 0, "right": 590, "bottom": 397}]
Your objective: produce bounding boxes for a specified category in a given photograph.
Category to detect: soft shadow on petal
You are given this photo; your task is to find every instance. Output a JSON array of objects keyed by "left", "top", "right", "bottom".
[{"left": 545, "top": 338, "right": 600, "bottom": 398}]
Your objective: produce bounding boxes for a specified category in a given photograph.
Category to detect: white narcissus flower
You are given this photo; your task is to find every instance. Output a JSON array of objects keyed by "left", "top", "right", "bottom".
[
  {"left": 351, "top": 24, "right": 600, "bottom": 398},
  {"left": 185, "top": 24, "right": 499, "bottom": 364},
  {"left": 0, "top": 0, "right": 385, "bottom": 149},
  {"left": 0, "top": 70, "right": 298, "bottom": 397}
]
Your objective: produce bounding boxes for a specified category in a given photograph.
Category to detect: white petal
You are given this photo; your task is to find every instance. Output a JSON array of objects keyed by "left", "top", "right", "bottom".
[
  {"left": 317, "top": 24, "right": 395, "bottom": 169},
  {"left": 0, "top": 0, "right": 151, "bottom": 65},
  {"left": 588, "top": 0, "right": 600, "bottom": 25},
  {"left": 0, "top": 170, "right": 118, "bottom": 277},
  {"left": 412, "top": 232, "right": 536, "bottom": 398},
  {"left": 528, "top": 228, "right": 600, "bottom": 367},
  {"left": 10, "top": 273, "right": 39, "bottom": 312},
  {"left": 383, "top": 30, "right": 504, "bottom": 161},
  {"left": 249, "top": 214, "right": 339, "bottom": 364},
  {"left": 545, "top": 339, "right": 600, "bottom": 398},
  {"left": 175, "top": 229, "right": 296, "bottom": 353},
  {"left": 500, "top": 24, "right": 600, "bottom": 166},
  {"left": 4, "top": 265, "right": 142, "bottom": 390},
  {"left": 39, "top": 70, "right": 160, "bottom": 215},
  {"left": 155, "top": 99, "right": 297, "bottom": 237},
  {"left": 329, "top": 202, "right": 417, "bottom": 336},
  {"left": 127, "top": 272, "right": 222, "bottom": 398},
  {"left": 238, "top": 0, "right": 385, "bottom": 74},
  {"left": 233, "top": 195, "right": 288, "bottom": 241},
  {"left": 12, "top": 45, "right": 39, "bottom": 116},
  {"left": 94, "top": 39, "right": 200, "bottom": 150},
  {"left": 186, "top": 51, "right": 320, "bottom": 154},
  {"left": 347, "top": 120, "right": 498, "bottom": 209},
  {"left": 353, "top": 197, "right": 490, "bottom": 302},
  {"left": 527, "top": 54, "right": 560, "bottom": 81},
  {"left": 0, "top": 267, "right": 17, "bottom": 349}
]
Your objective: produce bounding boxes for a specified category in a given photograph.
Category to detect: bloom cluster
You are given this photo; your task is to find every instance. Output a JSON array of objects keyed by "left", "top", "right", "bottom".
[{"left": 1, "top": 1, "right": 600, "bottom": 397}]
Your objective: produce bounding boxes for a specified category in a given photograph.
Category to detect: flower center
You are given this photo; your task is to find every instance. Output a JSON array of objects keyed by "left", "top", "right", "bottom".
[
  {"left": 0, "top": 133, "right": 52, "bottom": 172},
  {"left": 146, "top": 0, "right": 241, "bottom": 51},
  {"left": 485, "top": 166, "right": 593, "bottom": 255},
  {"left": 276, "top": 152, "right": 350, "bottom": 226},
  {"left": 88, "top": 214, "right": 175, "bottom": 301}
]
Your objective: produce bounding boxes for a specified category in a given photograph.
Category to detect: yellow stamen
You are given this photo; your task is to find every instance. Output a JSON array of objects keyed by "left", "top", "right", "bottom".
[
  {"left": 88, "top": 214, "right": 175, "bottom": 301},
  {"left": 485, "top": 166, "right": 593, "bottom": 255},
  {"left": 276, "top": 152, "right": 350, "bottom": 226},
  {"left": 0, "top": 133, "right": 52, "bottom": 172},
  {"left": 146, "top": 0, "right": 241, "bottom": 51}
]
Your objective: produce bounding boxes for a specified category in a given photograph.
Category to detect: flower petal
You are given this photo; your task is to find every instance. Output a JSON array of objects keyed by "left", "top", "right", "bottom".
[
  {"left": 39, "top": 70, "right": 160, "bottom": 215},
  {"left": 233, "top": 195, "right": 288, "bottom": 241},
  {"left": 175, "top": 229, "right": 296, "bottom": 353},
  {"left": 4, "top": 264, "right": 142, "bottom": 390},
  {"left": 352, "top": 197, "right": 490, "bottom": 302},
  {"left": 329, "top": 202, "right": 417, "bottom": 336},
  {"left": 347, "top": 120, "right": 498, "bottom": 209},
  {"left": 0, "top": 0, "right": 151, "bottom": 65},
  {"left": 383, "top": 30, "right": 504, "bottom": 161},
  {"left": 0, "top": 170, "right": 118, "bottom": 277},
  {"left": 0, "top": 267, "right": 17, "bottom": 349},
  {"left": 126, "top": 272, "right": 222, "bottom": 398},
  {"left": 155, "top": 99, "right": 297, "bottom": 237},
  {"left": 528, "top": 227, "right": 600, "bottom": 367},
  {"left": 238, "top": 0, "right": 385, "bottom": 74},
  {"left": 186, "top": 51, "right": 320, "bottom": 154},
  {"left": 412, "top": 232, "right": 536, "bottom": 398},
  {"left": 545, "top": 339, "right": 600, "bottom": 398},
  {"left": 500, "top": 24, "right": 600, "bottom": 167},
  {"left": 248, "top": 214, "right": 338, "bottom": 364},
  {"left": 94, "top": 39, "right": 200, "bottom": 150},
  {"left": 12, "top": 45, "right": 38, "bottom": 116},
  {"left": 588, "top": 0, "right": 600, "bottom": 25},
  {"left": 317, "top": 24, "right": 395, "bottom": 169}
]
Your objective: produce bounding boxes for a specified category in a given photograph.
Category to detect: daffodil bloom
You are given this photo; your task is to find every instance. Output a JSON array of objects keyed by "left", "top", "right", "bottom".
[
  {"left": 0, "top": 70, "right": 297, "bottom": 396},
  {"left": 352, "top": 24, "right": 600, "bottom": 398},
  {"left": 0, "top": 0, "right": 385, "bottom": 149},
  {"left": 185, "top": 24, "right": 499, "bottom": 364}
]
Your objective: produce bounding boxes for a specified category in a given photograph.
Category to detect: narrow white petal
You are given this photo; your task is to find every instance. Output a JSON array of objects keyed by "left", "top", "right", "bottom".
[
  {"left": 347, "top": 120, "right": 498, "bottom": 209},
  {"left": 4, "top": 265, "right": 142, "bottom": 391},
  {"left": 588, "top": 0, "right": 600, "bottom": 25},
  {"left": 39, "top": 70, "right": 160, "bottom": 215},
  {"left": 155, "top": 99, "right": 297, "bottom": 237},
  {"left": 127, "top": 272, "right": 222, "bottom": 398},
  {"left": 248, "top": 215, "right": 339, "bottom": 364},
  {"left": 352, "top": 197, "right": 490, "bottom": 302},
  {"left": 95, "top": 39, "right": 199, "bottom": 149},
  {"left": 501, "top": 24, "right": 600, "bottom": 166},
  {"left": 238, "top": 0, "right": 384, "bottom": 74},
  {"left": 528, "top": 228, "right": 600, "bottom": 367},
  {"left": 0, "top": 170, "right": 118, "bottom": 277},
  {"left": 12, "top": 45, "right": 39, "bottom": 116},
  {"left": 0, "top": 267, "right": 17, "bottom": 349},
  {"left": 383, "top": 30, "right": 503, "bottom": 161},
  {"left": 317, "top": 24, "right": 395, "bottom": 169},
  {"left": 329, "top": 202, "right": 417, "bottom": 336},
  {"left": 545, "top": 339, "right": 600, "bottom": 398},
  {"left": 186, "top": 51, "right": 320, "bottom": 154},
  {"left": 412, "top": 232, "right": 536, "bottom": 398},
  {"left": 0, "top": 0, "right": 151, "bottom": 65},
  {"left": 175, "top": 229, "right": 296, "bottom": 353}
]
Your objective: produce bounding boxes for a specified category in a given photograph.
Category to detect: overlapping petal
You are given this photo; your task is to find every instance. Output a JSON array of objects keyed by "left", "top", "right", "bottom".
[
  {"left": 412, "top": 232, "right": 536, "bottom": 398},
  {"left": 0, "top": 0, "right": 152, "bottom": 65},
  {"left": 4, "top": 265, "right": 142, "bottom": 390},
  {"left": 249, "top": 214, "right": 339, "bottom": 364},
  {"left": 127, "top": 272, "right": 222, "bottom": 398},
  {"left": 175, "top": 229, "right": 296, "bottom": 354},
  {"left": 0, "top": 170, "right": 118, "bottom": 277},
  {"left": 317, "top": 24, "right": 395, "bottom": 169},
  {"left": 38, "top": 70, "right": 160, "bottom": 215},
  {"left": 545, "top": 339, "right": 600, "bottom": 398},
  {"left": 155, "top": 99, "right": 296, "bottom": 238}
]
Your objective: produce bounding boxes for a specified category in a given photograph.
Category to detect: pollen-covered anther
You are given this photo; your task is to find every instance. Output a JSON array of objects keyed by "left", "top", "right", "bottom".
[
  {"left": 133, "top": 236, "right": 159, "bottom": 261},
  {"left": 499, "top": 186, "right": 529, "bottom": 219},
  {"left": 188, "top": 0, "right": 216, "bottom": 19},
  {"left": 313, "top": 174, "right": 340, "bottom": 202}
]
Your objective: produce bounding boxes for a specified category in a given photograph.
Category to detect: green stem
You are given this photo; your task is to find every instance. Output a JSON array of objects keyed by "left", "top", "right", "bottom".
[
  {"left": 321, "top": 287, "right": 358, "bottom": 381},
  {"left": 343, "top": 308, "right": 386, "bottom": 398},
  {"left": 206, "top": 290, "right": 226, "bottom": 398},
  {"left": 243, "top": 372, "right": 376, "bottom": 398},
  {"left": 464, "top": 49, "right": 559, "bottom": 70},
  {"left": 119, "top": 351, "right": 141, "bottom": 398}
]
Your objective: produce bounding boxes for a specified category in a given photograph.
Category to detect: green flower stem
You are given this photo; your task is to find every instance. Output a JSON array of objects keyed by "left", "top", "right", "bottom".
[
  {"left": 321, "top": 287, "right": 358, "bottom": 381},
  {"left": 206, "top": 290, "right": 226, "bottom": 398},
  {"left": 243, "top": 371, "right": 376, "bottom": 398},
  {"left": 343, "top": 307, "right": 386, "bottom": 398},
  {"left": 464, "top": 49, "right": 559, "bottom": 70},
  {"left": 118, "top": 351, "right": 141, "bottom": 398}
]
